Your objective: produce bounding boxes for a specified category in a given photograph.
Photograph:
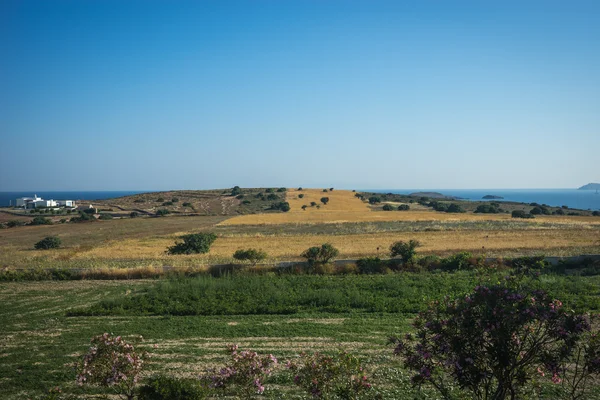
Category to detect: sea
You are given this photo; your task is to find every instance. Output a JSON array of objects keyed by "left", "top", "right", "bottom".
[
  {"left": 0, "top": 191, "right": 149, "bottom": 207},
  {"left": 1, "top": 189, "right": 599, "bottom": 211},
  {"left": 366, "top": 189, "right": 600, "bottom": 211}
]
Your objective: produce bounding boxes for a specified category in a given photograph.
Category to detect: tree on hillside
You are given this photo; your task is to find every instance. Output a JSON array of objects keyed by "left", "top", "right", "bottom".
[
  {"left": 320, "top": 197, "right": 330, "bottom": 205},
  {"left": 390, "top": 240, "right": 421, "bottom": 264}
]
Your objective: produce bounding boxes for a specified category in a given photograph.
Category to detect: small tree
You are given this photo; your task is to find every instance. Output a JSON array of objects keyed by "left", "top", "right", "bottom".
[
  {"left": 391, "top": 284, "right": 594, "bottom": 400},
  {"left": 398, "top": 204, "right": 410, "bottom": 211},
  {"left": 298, "top": 194, "right": 305, "bottom": 199},
  {"left": 167, "top": 233, "right": 217, "bottom": 255},
  {"left": 35, "top": 236, "right": 61, "bottom": 250},
  {"left": 301, "top": 205, "right": 308, "bottom": 210},
  {"left": 231, "top": 186, "right": 242, "bottom": 196},
  {"left": 277, "top": 187, "right": 287, "bottom": 192},
  {"left": 310, "top": 202, "right": 317, "bottom": 207},
  {"left": 301, "top": 243, "right": 339, "bottom": 266},
  {"left": 368, "top": 196, "right": 381, "bottom": 205},
  {"left": 77, "top": 333, "right": 147, "bottom": 400},
  {"left": 390, "top": 240, "right": 421, "bottom": 264},
  {"left": 382, "top": 204, "right": 394, "bottom": 211},
  {"left": 320, "top": 197, "right": 330, "bottom": 205},
  {"left": 156, "top": 209, "right": 170, "bottom": 217},
  {"left": 446, "top": 203, "right": 465, "bottom": 213},
  {"left": 171, "top": 197, "right": 179, "bottom": 203},
  {"left": 99, "top": 213, "right": 113, "bottom": 220},
  {"left": 233, "top": 248, "right": 268, "bottom": 266}
]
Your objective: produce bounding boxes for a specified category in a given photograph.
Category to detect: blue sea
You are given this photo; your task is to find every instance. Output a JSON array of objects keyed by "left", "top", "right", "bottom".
[
  {"left": 366, "top": 189, "right": 600, "bottom": 211},
  {"left": 0, "top": 191, "right": 149, "bottom": 207}
]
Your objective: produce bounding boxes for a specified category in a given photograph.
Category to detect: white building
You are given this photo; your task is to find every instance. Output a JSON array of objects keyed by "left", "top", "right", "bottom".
[{"left": 15, "top": 195, "right": 75, "bottom": 209}]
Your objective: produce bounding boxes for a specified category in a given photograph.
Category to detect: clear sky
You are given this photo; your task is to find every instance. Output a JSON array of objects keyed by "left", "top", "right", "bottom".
[{"left": 1, "top": 0, "right": 598, "bottom": 191}]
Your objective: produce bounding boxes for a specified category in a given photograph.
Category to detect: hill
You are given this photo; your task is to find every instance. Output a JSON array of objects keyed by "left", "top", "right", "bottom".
[{"left": 578, "top": 183, "right": 600, "bottom": 190}]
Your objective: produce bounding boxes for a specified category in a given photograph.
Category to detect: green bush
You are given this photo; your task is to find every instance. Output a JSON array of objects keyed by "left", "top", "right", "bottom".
[
  {"left": 512, "top": 210, "right": 534, "bottom": 219},
  {"left": 134, "top": 199, "right": 145, "bottom": 203},
  {"left": 301, "top": 205, "right": 308, "bottom": 210},
  {"left": 156, "top": 197, "right": 165, "bottom": 202},
  {"left": 356, "top": 257, "right": 390, "bottom": 274},
  {"left": 7, "top": 220, "right": 26, "bottom": 228},
  {"left": 390, "top": 240, "right": 421, "bottom": 264},
  {"left": 301, "top": 243, "right": 339, "bottom": 266},
  {"left": 139, "top": 375, "right": 209, "bottom": 400},
  {"left": 320, "top": 197, "right": 330, "bottom": 205},
  {"left": 310, "top": 202, "right": 317, "bottom": 207},
  {"left": 162, "top": 201, "right": 173, "bottom": 206},
  {"left": 270, "top": 201, "right": 290, "bottom": 212},
  {"left": 474, "top": 204, "right": 501, "bottom": 213},
  {"left": 441, "top": 251, "right": 474, "bottom": 271},
  {"left": 167, "top": 233, "right": 217, "bottom": 255},
  {"left": 266, "top": 193, "right": 279, "bottom": 201},
  {"left": 398, "top": 204, "right": 410, "bottom": 211},
  {"left": 233, "top": 248, "right": 268, "bottom": 265},
  {"left": 130, "top": 211, "right": 139, "bottom": 218},
  {"left": 231, "top": 186, "right": 242, "bottom": 196},
  {"left": 368, "top": 196, "right": 381, "bottom": 204},
  {"left": 34, "top": 236, "right": 61, "bottom": 250},
  {"left": 298, "top": 194, "right": 304, "bottom": 199},
  {"left": 446, "top": 203, "right": 465, "bottom": 213},
  {"left": 182, "top": 202, "right": 193, "bottom": 207},
  {"left": 265, "top": 188, "right": 274, "bottom": 193},
  {"left": 156, "top": 209, "right": 170, "bottom": 217},
  {"left": 171, "top": 197, "right": 179, "bottom": 203},
  {"left": 277, "top": 187, "right": 287, "bottom": 192},
  {"left": 99, "top": 213, "right": 113, "bottom": 220},
  {"left": 30, "top": 216, "right": 52, "bottom": 225},
  {"left": 382, "top": 204, "right": 394, "bottom": 211},
  {"left": 71, "top": 211, "right": 95, "bottom": 222},
  {"left": 242, "top": 200, "right": 251, "bottom": 205},
  {"left": 593, "top": 211, "right": 600, "bottom": 217}
]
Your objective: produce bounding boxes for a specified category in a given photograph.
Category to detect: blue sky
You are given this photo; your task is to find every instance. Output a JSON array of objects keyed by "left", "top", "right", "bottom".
[{"left": 1, "top": 0, "right": 598, "bottom": 190}]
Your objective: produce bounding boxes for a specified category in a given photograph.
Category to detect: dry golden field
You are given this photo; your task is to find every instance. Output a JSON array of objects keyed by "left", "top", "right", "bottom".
[{"left": 1, "top": 189, "right": 599, "bottom": 269}]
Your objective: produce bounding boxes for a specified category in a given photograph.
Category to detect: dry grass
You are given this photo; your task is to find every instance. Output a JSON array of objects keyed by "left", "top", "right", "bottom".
[
  {"left": 9, "top": 229, "right": 596, "bottom": 264},
  {"left": 286, "top": 189, "right": 368, "bottom": 212}
]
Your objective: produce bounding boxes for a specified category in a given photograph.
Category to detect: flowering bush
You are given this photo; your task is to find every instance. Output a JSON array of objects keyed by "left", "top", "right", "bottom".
[
  {"left": 286, "top": 350, "right": 372, "bottom": 399},
  {"left": 76, "top": 333, "right": 148, "bottom": 400},
  {"left": 208, "top": 344, "right": 277, "bottom": 398},
  {"left": 391, "top": 284, "right": 593, "bottom": 399}
]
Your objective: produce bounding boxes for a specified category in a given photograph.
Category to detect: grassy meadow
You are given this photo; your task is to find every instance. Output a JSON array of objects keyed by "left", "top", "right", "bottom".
[{"left": 2, "top": 271, "right": 600, "bottom": 399}]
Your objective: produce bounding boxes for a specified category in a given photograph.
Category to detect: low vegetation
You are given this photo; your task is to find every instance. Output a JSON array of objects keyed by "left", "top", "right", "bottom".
[{"left": 166, "top": 232, "right": 217, "bottom": 255}]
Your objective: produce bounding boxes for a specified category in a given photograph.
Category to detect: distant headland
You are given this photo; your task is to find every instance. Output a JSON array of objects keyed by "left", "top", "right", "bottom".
[
  {"left": 482, "top": 195, "right": 504, "bottom": 199},
  {"left": 578, "top": 183, "right": 600, "bottom": 190}
]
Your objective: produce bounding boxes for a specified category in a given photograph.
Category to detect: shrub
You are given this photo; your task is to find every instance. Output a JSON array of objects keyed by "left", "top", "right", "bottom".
[
  {"left": 7, "top": 220, "right": 26, "bottom": 228},
  {"left": 139, "top": 375, "right": 209, "bottom": 400},
  {"left": 323, "top": 189, "right": 328, "bottom": 192},
  {"left": 320, "top": 197, "right": 330, "bottom": 205},
  {"left": 233, "top": 248, "right": 268, "bottom": 266},
  {"left": 441, "top": 251, "right": 474, "bottom": 271},
  {"left": 130, "top": 212, "right": 139, "bottom": 218},
  {"left": 182, "top": 202, "right": 193, "bottom": 207},
  {"left": 287, "top": 350, "right": 372, "bottom": 399},
  {"left": 329, "top": 187, "right": 334, "bottom": 191},
  {"left": 277, "top": 187, "right": 286, "bottom": 192},
  {"left": 512, "top": 210, "right": 534, "bottom": 219},
  {"left": 265, "top": 188, "right": 274, "bottom": 193},
  {"left": 357, "top": 257, "right": 389, "bottom": 274},
  {"left": 446, "top": 203, "right": 464, "bottom": 213},
  {"left": 474, "top": 204, "right": 501, "bottom": 213},
  {"left": 156, "top": 197, "right": 165, "bottom": 202},
  {"left": 298, "top": 187, "right": 303, "bottom": 190},
  {"left": 30, "top": 216, "right": 53, "bottom": 225},
  {"left": 34, "top": 236, "right": 61, "bottom": 250},
  {"left": 266, "top": 193, "right": 279, "bottom": 201},
  {"left": 368, "top": 196, "right": 381, "bottom": 204},
  {"left": 310, "top": 202, "right": 317, "bottom": 207},
  {"left": 398, "top": 204, "right": 410, "bottom": 211},
  {"left": 242, "top": 200, "right": 251, "bottom": 205},
  {"left": 162, "top": 201, "right": 173, "bottom": 206},
  {"left": 156, "top": 209, "right": 170, "bottom": 217},
  {"left": 314, "top": 263, "right": 336, "bottom": 275},
  {"left": 298, "top": 194, "right": 304, "bottom": 199},
  {"left": 171, "top": 197, "right": 179, "bottom": 203},
  {"left": 593, "top": 211, "right": 600, "bottom": 217},
  {"left": 167, "top": 233, "right": 217, "bottom": 255},
  {"left": 510, "top": 255, "right": 548, "bottom": 278},
  {"left": 71, "top": 211, "right": 95, "bottom": 222},
  {"left": 382, "top": 204, "right": 394, "bottom": 211},
  {"left": 99, "top": 213, "right": 113, "bottom": 220},
  {"left": 231, "top": 186, "right": 242, "bottom": 196},
  {"left": 76, "top": 333, "right": 147, "bottom": 400},
  {"left": 134, "top": 199, "right": 145, "bottom": 203},
  {"left": 208, "top": 344, "right": 277, "bottom": 399},
  {"left": 390, "top": 240, "right": 421, "bottom": 264},
  {"left": 301, "top": 205, "right": 307, "bottom": 210},
  {"left": 553, "top": 208, "right": 565, "bottom": 215},
  {"left": 391, "top": 284, "right": 594, "bottom": 400},
  {"left": 270, "top": 201, "right": 290, "bottom": 212},
  {"left": 301, "top": 243, "right": 339, "bottom": 266}
]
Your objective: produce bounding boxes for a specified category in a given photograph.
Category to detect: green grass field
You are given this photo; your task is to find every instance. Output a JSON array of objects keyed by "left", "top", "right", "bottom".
[{"left": 2, "top": 271, "right": 600, "bottom": 399}]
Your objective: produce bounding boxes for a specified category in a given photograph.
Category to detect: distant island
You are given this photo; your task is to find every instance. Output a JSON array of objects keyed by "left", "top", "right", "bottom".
[
  {"left": 409, "top": 191, "right": 459, "bottom": 199},
  {"left": 578, "top": 183, "right": 600, "bottom": 190},
  {"left": 482, "top": 195, "right": 504, "bottom": 199}
]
